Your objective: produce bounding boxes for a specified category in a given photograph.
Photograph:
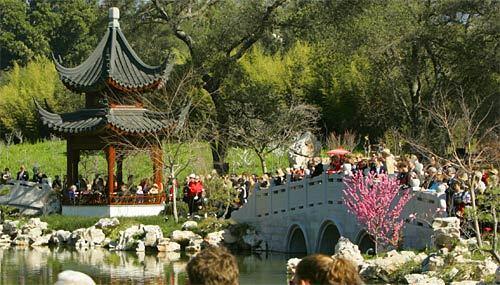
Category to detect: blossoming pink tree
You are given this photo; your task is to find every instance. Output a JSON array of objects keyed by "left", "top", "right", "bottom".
[{"left": 343, "top": 172, "right": 413, "bottom": 254}]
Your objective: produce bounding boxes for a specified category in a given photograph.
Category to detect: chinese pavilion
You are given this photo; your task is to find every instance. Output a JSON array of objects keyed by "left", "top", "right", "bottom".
[{"left": 36, "top": 8, "right": 173, "bottom": 216}]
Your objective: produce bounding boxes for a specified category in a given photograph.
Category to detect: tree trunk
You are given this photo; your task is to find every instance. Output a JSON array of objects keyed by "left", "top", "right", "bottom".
[
  {"left": 257, "top": 152, "right": 268, "bottom": 174},
  {"left": 491, "top": 203, "right": 499, "bottom": 262},
  {"left": 170, "top": 169, "right": 179, "bottom": 223},
  {"left": 469, "top": 182, "right": 483, "bottom": 247},
  {"left": 211, "top": 140, "right": 229, "bottom": 174},
  {"left": 203, "top": 76, "right": 230, "bottom": 175}
]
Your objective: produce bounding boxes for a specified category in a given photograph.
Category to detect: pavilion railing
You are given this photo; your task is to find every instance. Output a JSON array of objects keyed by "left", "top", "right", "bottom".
[{"left": 61, "top": 192, "right": 166, "bottom": 206}]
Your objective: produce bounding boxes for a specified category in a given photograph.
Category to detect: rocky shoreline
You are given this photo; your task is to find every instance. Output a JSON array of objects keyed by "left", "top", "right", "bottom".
[
  {"left": 1, "top": 216, "right": 498, "bottom": 284},
  {"left": 0, "top": 217, "right": 264, "bottom": 257}
]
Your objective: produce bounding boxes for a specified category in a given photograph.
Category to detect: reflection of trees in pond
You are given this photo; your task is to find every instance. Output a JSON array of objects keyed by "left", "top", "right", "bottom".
[{"left": 0, "top": 248, "right": 188, "bottom": 284}]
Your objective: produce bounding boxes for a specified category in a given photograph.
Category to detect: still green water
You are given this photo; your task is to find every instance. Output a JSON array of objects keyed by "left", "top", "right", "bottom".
[{"left": 0, "top": 247, "right": 294, "bottom": 285}]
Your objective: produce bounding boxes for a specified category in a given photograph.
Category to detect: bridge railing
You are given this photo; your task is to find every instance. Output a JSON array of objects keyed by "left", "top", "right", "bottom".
[
  {"left": 250, "top": 172, "right": 346, "bottom": 218},
  {"left": 242, "top": 172, "right": 441, "bottom": 226}
]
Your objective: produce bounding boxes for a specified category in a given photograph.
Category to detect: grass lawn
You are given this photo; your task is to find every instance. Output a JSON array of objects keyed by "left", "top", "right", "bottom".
[{"left": 0, "top": 139, "right": 289, "bottom": 182}]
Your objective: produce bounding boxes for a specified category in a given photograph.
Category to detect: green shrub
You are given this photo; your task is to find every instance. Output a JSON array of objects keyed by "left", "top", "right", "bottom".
[
  {"left": 0, "top": 187, "right": 11, "bottom": 196},
  {"left": 387, "top": 260, "right": 421, "bottom": 283},
  {"left": 41, "top": 215, "right": 99, "bottom": 232}
]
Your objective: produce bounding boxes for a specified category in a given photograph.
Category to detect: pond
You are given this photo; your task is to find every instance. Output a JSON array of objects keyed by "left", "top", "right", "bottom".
[{"left": 0, "top": 247, "right": 296, "bottom": 284}]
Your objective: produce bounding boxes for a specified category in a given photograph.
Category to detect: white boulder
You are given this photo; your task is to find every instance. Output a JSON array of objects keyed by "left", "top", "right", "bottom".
[
  {"left": 333, "top": 237, "right": 364, "bottom": 267},
  {"left": 431, "top": 217, "right": 461, "bottom": 248},
  {"left": 84, "top": 226, "right": 105, "bottom": 245},
  {"left": 157, "top": 238, "right": 181, "bottom": 252},
  {"left": 171, "top": 230, "right": 201, "bottom": 246},
  {"left": 143, "top": 225, "right": 163, "bottom": 247},
  {"left": 94, "top": 218, "right": 120, "bottom": 229},
  {"left": 31, "top": 234, "right": 51, "bottom": 246},
  {"left": 181, "top": 221, "right": 198, "bottom": 230},
  {"left": 204, "top": 231, "right": 224, "bottom": 247},
  {"left": 287, "top": 258, "right": 301, "bottom": 275},
  {"left": 54, "top": 270, "right": 95, "bottom": 285}
]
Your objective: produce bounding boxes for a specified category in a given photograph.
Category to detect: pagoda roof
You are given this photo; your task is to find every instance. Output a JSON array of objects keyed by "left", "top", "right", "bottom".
[
  {"left": 54, "top": 7, "right": 173, "bottom": 94},
  {"left": 35, "top": 101, "right": 170, "bottom": 135}
]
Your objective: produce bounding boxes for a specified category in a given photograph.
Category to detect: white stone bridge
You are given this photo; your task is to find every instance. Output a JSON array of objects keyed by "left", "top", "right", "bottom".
[{"left": 231, "top": 173, "right": 441, "bottom": 254}]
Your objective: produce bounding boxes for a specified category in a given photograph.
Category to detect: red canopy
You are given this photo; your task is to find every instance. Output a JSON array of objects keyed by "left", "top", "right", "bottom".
[{"left": 327, "top": 149, "right": 351, "bottom": 156}]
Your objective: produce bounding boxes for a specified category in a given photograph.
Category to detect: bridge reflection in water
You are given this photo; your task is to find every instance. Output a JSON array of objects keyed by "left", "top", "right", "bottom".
[{"left": 232, "top": 172, "right": 440, "bottom": 254}]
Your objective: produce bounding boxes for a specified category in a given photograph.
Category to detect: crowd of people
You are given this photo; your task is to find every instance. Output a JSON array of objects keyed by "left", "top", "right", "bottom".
[{"left": 1, "top": 146, "right": 498, "bottom": 223}]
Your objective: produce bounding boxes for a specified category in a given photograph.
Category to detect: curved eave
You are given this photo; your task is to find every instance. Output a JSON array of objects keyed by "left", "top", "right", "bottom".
[
  {"left": 53, "top": 27, "right": 174, "bottom": 94},
  {"left": 35, "top": 100, "right": 106, "bottom": 134}
]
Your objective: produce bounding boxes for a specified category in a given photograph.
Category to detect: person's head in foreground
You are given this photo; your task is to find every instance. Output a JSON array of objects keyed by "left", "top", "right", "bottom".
[
  {"left": 186, "top": 246, "right": 239, "bottom": 285},
  {"left": 292, "top": 254, "right": 363, "bottom": 285}
]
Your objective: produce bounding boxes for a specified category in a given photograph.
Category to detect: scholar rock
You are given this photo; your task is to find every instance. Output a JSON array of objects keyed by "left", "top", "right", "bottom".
[
  {"left": 333, "top": 237, "right": 364, "bottom": 267},
  {"left": 288, "top": 132, "right": 321, "bottom": 168}
]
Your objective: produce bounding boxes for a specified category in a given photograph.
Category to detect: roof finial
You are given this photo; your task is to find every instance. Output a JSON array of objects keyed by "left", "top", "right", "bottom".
[{"left": 109, "top": 7, "right": 120, "bottom": 28}]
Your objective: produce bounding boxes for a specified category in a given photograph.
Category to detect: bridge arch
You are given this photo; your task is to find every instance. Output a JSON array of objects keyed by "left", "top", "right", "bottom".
[
  {"left": 316, "top": 220, "right": 342, "bottom": 254},
  {"left": 355, "top": 230, "right": 376, "bottom": 255},
  {"left": 286, "top": 224, "right": 309, "bottom": 254}
]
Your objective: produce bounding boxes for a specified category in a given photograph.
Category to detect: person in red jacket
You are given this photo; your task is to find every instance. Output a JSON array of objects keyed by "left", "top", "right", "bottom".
[{"left": 187, "top": 174, "right": 205, "bottom": 216}]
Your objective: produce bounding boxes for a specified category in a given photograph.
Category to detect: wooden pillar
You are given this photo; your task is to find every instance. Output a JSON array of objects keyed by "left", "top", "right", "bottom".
[
  {"left": 151, "top": 145, "right": 163, "bottom": 191},
  {"left": 117, "top": 153, "right": 123, "bottom": 186},
  {"left": 106, "top": 145, "right": 116, "bottom": 203},
  {"left": 66, "top": 139, "right": 79, "bottom": 188}
]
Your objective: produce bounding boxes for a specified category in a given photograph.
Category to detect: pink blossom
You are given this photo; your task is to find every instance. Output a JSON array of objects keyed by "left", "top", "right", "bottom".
[{"left": 343, "top": 172, "right": 413, "bottom": 250}]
